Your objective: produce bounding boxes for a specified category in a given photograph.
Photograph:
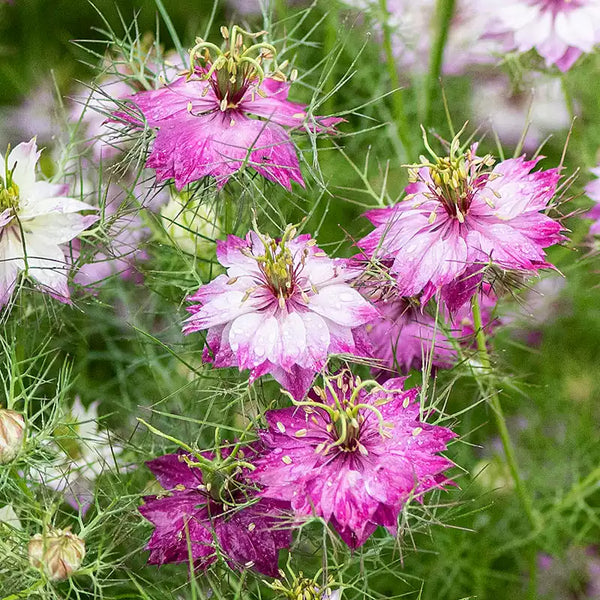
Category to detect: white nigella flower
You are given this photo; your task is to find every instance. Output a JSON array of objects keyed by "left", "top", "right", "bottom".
[
  {"left": 0, "top": 139, "right": 97, "bottom": 308},
  {"left": 34, "top": 398, "right": 124, "bottom": 514}
]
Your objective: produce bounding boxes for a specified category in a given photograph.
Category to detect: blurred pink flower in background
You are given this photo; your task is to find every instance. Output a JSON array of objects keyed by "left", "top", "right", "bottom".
[
  {"left": 538, "top": 546, "right": 600, "bottom": 599},
  {"left": 32, "top": 398, "right": 123, "bottom": 515},
  {"left": 502, "top": 276, "right": 567, "bottom": 346},
  {"left": 73, "top": 174, "right": 169, "bottom": 290},
  {"left": 0, "top": 79, "right": 61, "bottom": 149},
  {"left": 585, "top": 165, "right": 600, "bottom": 235},
  {"left": 71, "top": 51, "right": 184, "bottom": 162},
  {"left": 483, "top": 0, "right": 600, "bottom": 72},
  {"left": 366, "top": 285, "right": 498, "bottom": 375},
  {"left": 344, "top": 0, "right": 499, "bottom": 75},
  {"left": 472, "top": 73, "right": 571, "bottom": 151}
]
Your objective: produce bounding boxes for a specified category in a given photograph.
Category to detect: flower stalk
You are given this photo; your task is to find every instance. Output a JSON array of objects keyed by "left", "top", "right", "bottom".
[
  {"left": 378, "top": 0, "right": 414, "bottom": 158},
  {"left": 471, "top": 293, "right": 538, "bottom": 529},
  {"left": 423, "top": 0, "right": 456, "bottom": 127}
]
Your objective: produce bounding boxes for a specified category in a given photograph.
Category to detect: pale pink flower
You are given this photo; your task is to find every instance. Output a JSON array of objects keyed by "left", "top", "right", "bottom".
[
  {"left": 119, "top": 27, "right": 341, "bottom": 190},
  {"left": 484, "top": 0, "right": 600, "bottom": 72},
  {"left": 344, "top": 0, "right": 498, "bottom": 75},
  {"left": 32, "top": 398, "right": 123, "bottom": 515},
  {"left": 472, "top": 73, "right": 571, "bottom": 151},
  {"left": 538, "top": 546, "right": 600, "bottom": 599},
  {"left": 358, "top": 146, "right": 563, "bottom": 311},
  {"left": 0, "top": 140, "right": 97, "bottom": 307},
  {"left": 585, "top": 165, "right": 600, "bottom": 235},
  {"left": 0, "top": 79, "right": 61, "bottom": 149},
  {"left": 251, "top": 372, "right": 456, "bottom": 548},
  {"left": 183, "top": 228, "right": 378, "bottom": 399}
]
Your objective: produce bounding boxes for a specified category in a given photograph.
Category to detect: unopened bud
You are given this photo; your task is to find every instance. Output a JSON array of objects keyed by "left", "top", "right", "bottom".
[
  {"left": 0, "top": 409, "right": 24, "bottom": 464},
  {"left": 28, "top": 528, "right": 86, "bottom": 582}
]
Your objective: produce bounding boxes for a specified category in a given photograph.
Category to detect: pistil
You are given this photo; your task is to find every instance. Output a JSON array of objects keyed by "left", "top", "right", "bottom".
[
  {"left": 188, "top": 25, "right": 286, "bottom": 109},
  {"left": 408, "top": 127, "right": 495, "bottom": 221},
  {"left": 0, "top": 153, "right": 20, "bottom": 214}
]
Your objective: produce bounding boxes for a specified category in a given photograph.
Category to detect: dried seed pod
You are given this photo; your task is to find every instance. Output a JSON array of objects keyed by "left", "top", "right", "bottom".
[
  {"left": 28, "top": 528, "right": 86, "bottom": 582},
  {"left": 0, "top": 409, "right": 24, "bottom": 464}
]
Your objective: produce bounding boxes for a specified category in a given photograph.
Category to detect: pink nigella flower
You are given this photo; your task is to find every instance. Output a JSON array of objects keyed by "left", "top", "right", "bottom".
[
  {"left": 366, "top": 285, "right": 498, "bottom": 375},
  {"left": 343, "top": 0, "right": 498, "bottom": 76},
  {"left": 119, "top": 26, "right": 341, "bottom": 190},
  {"left": 0, "top": 140, "right": 97, "bottom": 308},
  {"left": 183, "top": 227, "right": 378, "bottom": 400},
  {"left": 585, "top": 166, "right": 600, "bottom": 236},
  {"left": 140, "top": 447, "right": 291, "bottom": 576},
  {"left": 471, "top": 73, "right": 570, "bottom": 152},
  {"left": 358, "top": 139, "right": 563, "bottom": 311},
  {"left": 251, "top": 372, "right": 456, "bottom": 548},
  {"left": 484, "top": 0, "right": 600, "bottom": 72}
]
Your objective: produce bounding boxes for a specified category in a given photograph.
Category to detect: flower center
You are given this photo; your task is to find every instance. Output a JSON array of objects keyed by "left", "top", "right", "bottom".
[
  {"left": 255, "top": 229, "right": 296, "bottom": 308},
  {"left": 268, "top": 575, "right": 337, "bottom": 599},
  {"left": 188, "top": 25, "right": 287, "bottom": 110},
  {"left": 307, "top": 373, "right": 393, "bottom": 456},
  {"left": 409, "top": 130, "right": 496, "bottom": 222},
  {"left": 249, "top": 224, "right": 312, "bottom": 310},
  {"left": 0, "top": 160, "right": 20, "bottom": 215}
]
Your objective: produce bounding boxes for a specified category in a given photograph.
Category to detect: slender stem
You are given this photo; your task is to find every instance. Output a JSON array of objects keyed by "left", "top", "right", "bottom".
[
  {"left": 471, "top": 294, "right": 538, "bottom": 529},
  {"left": 527, "top": 545, "right": 538, "bottom": 600},
  {"left": 423, "top": 0, "right": 456, "bottom": 127},
  {"left": 2, "top": 579, "right": 44, "bottom": 600},
  {"left": 378, "top": 0, "right": 414, "bottom": 158},
  {"left": 322, "top": 4, "right": 339, "bottom": 116}
]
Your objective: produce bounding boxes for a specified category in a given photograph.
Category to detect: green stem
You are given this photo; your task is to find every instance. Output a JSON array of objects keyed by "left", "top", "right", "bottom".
[
  {"left": 471, "top": 294, "right": 538, "bottom": 529},
  {"left": 322, "top": 5, "right": 339, "bottom": 116},
  {"left": 423, "top": 0, "right": 456, "bottom": 127},
  {"left": 1, "top": 579, "right": 44, "bottom": 600},
  {"left": 378, "top": 0, "right": 414, "bottom": 158},
  {"left": 527, "top": 544, "right": 538, "bottom": 600}
]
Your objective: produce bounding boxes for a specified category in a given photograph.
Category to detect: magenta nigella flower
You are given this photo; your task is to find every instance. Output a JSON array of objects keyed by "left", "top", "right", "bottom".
[
  {"left": 366, "top": 297, "right": 456, "bottom": 373},
  {"left": 585, "top": 166, "right": 600, "bottom": 236},
  {"left": 484, "top": 0, "right": 600, "bottom": 72},
  {"left": 183, "top": 226, "right": 378, "bottom": 400},
  {"left": 119, "top": 26, "right": 341, "bottom": 190},
  {"left": 251, "top": 372, "right": 456, "bottom": 548},
  {"left": 358, "top": 137, "right": 563, "bottom": 311},
  {"left": 0, "top": 140, "right": 97, "bottom": 308},
  {"left": 140, "top": 446, "right": 291, "bottom": 576}
]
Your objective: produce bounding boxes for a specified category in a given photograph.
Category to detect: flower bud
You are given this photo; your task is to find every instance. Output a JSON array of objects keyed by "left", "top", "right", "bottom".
[
  {"left": 0, "top": 409, "right": 25, "bottom": 464},
  {"left": 28, "top": 528, "right": 86, "bottom": 582}
]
